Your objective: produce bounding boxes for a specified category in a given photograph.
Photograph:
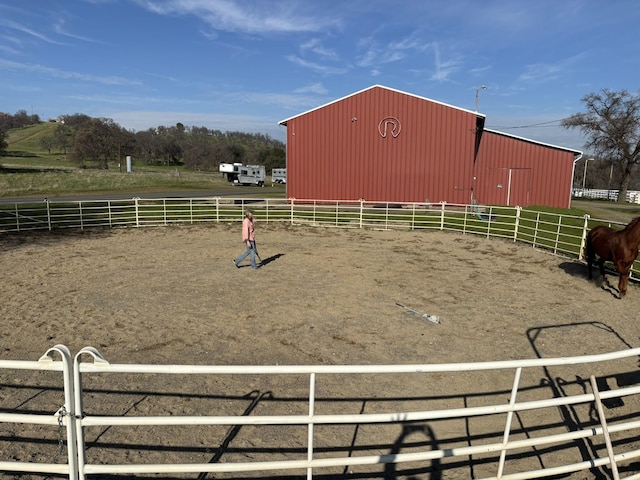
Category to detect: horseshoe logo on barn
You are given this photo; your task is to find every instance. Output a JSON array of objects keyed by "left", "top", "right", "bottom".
[{"left": 378, "top": 116, "right": 401, "bottom": 138}]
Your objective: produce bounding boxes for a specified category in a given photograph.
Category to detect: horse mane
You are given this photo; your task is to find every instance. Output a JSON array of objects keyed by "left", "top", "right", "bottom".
[{"left": 623, "top": 216, "right": 640, "bottom": 231}]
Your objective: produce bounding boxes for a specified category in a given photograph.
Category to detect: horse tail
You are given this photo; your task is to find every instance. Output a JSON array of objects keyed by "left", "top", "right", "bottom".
[{"left": 585, "top": 229, "right": 593, "bottom": 259}]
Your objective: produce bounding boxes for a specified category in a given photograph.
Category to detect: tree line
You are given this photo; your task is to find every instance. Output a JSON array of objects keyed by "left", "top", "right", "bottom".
[{"left": 0, "top": 111, "right": 286, "bottom": 173}]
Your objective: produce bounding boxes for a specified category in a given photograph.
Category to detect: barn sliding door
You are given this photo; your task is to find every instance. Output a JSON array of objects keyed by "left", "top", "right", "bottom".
[{"left": 506, "top": 168, "right": 531, "bottom": 207}]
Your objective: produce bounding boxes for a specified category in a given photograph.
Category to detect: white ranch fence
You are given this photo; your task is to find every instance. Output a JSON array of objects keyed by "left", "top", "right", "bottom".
[
  {"left": 1, "top": 345, "right": 640, "bottom": 479},
  {"left": 1, "top": 196, "right": 638, "bottom": 273},
  {"left": 573, "top": 188, "right": 640, "bottom": 203}
]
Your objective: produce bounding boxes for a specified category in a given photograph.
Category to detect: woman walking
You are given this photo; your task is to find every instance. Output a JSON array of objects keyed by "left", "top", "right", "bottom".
[{"left": 233, "top": 209, "right": 260, "bottom": 269}]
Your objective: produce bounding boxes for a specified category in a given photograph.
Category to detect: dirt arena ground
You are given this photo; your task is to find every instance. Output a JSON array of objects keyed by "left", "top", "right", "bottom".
[{"left": 1, "top": 223, "right": 640, "bottom": 479}]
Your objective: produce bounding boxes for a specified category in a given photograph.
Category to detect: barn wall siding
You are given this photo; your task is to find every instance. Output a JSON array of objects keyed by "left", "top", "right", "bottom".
[
  {"left": 286, "top": 86, "right": 478, "bottom": 204},
  {"left": 474, "top": 131, "right": 576, "bottom": 208},
  {"left": 283, "top": 86, "right": 580, "bottom": 208}
]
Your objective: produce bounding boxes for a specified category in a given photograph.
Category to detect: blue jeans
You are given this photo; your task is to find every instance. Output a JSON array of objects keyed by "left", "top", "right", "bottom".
[{"left": 235, "top": 241, "right": 258, "bottom": 268}]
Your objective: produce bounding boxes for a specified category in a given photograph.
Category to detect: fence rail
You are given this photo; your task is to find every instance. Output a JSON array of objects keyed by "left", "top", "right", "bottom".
[
  {"left": 1, "top": 346, "right": 640, "bottom": 479},
  {"left": 1, "top": 196, "right": 636, "bottom": 273}
]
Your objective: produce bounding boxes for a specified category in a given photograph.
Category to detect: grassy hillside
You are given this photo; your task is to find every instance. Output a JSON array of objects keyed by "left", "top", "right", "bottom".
[
  {"left": 4, "top": 122, "right": 66, "bottom": 166},
  {"left": 7, "top": 122, "right": 57, "bottom": 151}
]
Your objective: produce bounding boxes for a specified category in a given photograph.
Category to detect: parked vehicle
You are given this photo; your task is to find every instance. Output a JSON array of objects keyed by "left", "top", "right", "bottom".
[
  {"left": 219, "top": 163, "right": 265, "bottom": 187},
  {"left": 271, "top": 168, "right": 287, "bottom": 184}
]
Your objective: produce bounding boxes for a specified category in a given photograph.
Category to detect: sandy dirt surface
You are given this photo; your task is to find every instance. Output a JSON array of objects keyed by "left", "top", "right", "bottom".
[{"left": 1, "top": 223, "right": 640, "bottom": 479}]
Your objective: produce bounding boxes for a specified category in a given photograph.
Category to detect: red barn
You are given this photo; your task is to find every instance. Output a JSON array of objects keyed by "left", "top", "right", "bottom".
[
  {"left": 474, "top": 129, "right": 580, "bottom": 208},
  {"left": 278, "top": 85, "right": 582, "bottom": 208}
]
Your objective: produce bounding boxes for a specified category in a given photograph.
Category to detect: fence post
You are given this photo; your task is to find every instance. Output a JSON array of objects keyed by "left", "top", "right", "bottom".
[
  {"left": 513, "top": 206, "right": 521, "bottom": 242},
  {"left": 79, "top": 202, "right": 84, "bottom": 230},
  {"left": 39, "top": 345, "right": 78, "bottom": 480},
  {"left": 134, "top": 197, "right": 140, "bottom": 227},
  {"left": 14, "top": 203, "right": 20, "bottom": 231},
  {"left": 385, "top": 202, "right": 390, "bottom": 230},
  {"left": 265, "top": 199, "right": 270, "bottom": 224},
  {"left": 307, "top": 372, "right": 316, "bottom": 480},
  {"left": 440, "top": 202, "right": 445, "bottom": 230},
  {"left": 359, "top": 199, "right": 364, "bottom": 229},
  {"left": 579, "top": 214, "right": 590, "bottom": 261},
  {"left": 290, "top": 198, "right": 295, "bottom": 224},
  {"left": 45, "top": 198, "right": 52, "bottom": 231},
  {"left": 73, "top": 347, "right": 110, "bottom": 480},
  {"left": 411, "top": 203, "right": 416, "bottom": 231}
]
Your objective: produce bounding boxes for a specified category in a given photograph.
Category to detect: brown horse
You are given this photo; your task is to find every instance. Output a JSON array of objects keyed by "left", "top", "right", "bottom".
[{"left": 586, "top": 216, "right": 640, "bottom": 297}]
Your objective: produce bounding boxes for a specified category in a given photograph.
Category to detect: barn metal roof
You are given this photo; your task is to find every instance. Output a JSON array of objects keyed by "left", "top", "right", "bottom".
[
  {"left": 483, "top": 128, "right": 582, "bottom": 156},
  {"left": 277, "top": 84, "right": 485, "bottom": 126}
]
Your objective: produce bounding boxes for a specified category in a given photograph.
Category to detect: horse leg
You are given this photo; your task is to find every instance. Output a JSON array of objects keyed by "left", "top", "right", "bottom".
[
  {"left": 585, "top": 240, "right": 594, "bottom": 280},
  {"left": 618, "top": 273, "right": 630, "bottom": 297},
  {"left": 615, "top": 258, "right": 633, "bottom": 297},
  {"left": 598, "top": 258, "right": 606, "bottom": 281},
  {"left": 586, "top": 253, "right": 594, "bottom": 280}
]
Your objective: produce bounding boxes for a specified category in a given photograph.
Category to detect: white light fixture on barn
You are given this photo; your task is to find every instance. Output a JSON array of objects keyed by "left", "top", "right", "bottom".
[{"left": 475, "top": 85, "right": 487, "bottom": 112}]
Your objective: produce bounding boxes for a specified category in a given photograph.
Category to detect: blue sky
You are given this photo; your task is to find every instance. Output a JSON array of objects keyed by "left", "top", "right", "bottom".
[{"left": 1, "top": 1, "right": 639, "bottom": 150}]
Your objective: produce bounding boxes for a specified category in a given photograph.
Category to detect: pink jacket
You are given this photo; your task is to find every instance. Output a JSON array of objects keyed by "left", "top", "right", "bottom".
[{"left": 242, "top": 217, "right": 255, "bottom": 242}]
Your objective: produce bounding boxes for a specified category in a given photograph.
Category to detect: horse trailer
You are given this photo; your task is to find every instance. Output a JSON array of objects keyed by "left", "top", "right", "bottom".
[
  {"left": 271, "top": 168, "right": 287, "bottom": 184},
  {"left": 219, "top": 163, "right": 265, "bottom": 187}
]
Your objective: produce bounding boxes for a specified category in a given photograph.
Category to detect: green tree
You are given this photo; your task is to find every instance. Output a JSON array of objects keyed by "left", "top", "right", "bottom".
[
  {"left": 562, "top": 89, "right": 640, "bottom": 202},
  {"left": 71, "top": 118, "right": 122, "bottom": 169},
  {"left": 0, "top": 128, "right": 7, "bottom": 156},
  {"left": 53, "top": 123, "right": 72, "bottom": 154}
]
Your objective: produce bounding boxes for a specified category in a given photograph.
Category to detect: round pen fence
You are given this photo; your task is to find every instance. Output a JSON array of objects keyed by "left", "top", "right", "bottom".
[{"left": 0, "top": 196, "right": 637, "bottom": 275}]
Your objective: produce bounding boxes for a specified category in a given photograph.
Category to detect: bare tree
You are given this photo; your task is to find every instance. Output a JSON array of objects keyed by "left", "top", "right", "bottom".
[
  {"left": 39, "top": 135, "right": 55, "bottom": 154},
  {"left": 562, "top": 89, "right": 640, "bottom": 202}
]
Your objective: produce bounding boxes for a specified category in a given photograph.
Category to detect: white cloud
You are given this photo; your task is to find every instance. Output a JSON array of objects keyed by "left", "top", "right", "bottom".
[
  {"left": 518, "top": 53, "right": 586, "bottom": 84},
  {"left": 0, "top": 58, "right": 143, "bottom": 86},
  {"left": 0, "top": 19, "right": 64, "bottom": 45},
  {"left": 300, "top": 38, "right": 338, "bottom": 60},
  {"left": 429, "top": 43, "right": 461, "bottom": 82},
  {"left": 134, "top": 0, "right": 341, "bottom": 34},
  {"left": 52, "top": 18, "right": 111, "bottom": 45},
  {"left": 286, "top": 55, "right": 349, "bottom": 75},
  {"left": 294, "top": 82, "right": 328, "bottom": 95}
]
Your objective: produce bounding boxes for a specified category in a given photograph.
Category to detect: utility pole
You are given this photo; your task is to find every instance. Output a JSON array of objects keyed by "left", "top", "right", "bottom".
[{"left": 475, "top": 85, "right": 487, "bottom": 112}]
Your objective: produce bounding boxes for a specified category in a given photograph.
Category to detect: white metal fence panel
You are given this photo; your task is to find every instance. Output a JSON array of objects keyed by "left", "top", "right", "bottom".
[
  {"left": 3, "top": 346, "right": 639, "bottom": 479},
  {"left": 0, "top": 345, "right": 77, "bottom": 478}
]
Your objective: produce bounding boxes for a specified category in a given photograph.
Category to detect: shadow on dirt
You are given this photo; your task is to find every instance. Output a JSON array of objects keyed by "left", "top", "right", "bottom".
[
  {"left": 258, "top": 253, "right": 284, "bottom": 267},
  {"left": 558, "top": 260, "right": 587, "bottom": 278},
  {"left": 0, "top": 228, "right": 114, "bottom": 252},
  {"left": 560, "top": 261, "right": 624, "bottom": 298},
  {"left": 527, "top": 321, "right": 640, "bottom": 480}
]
